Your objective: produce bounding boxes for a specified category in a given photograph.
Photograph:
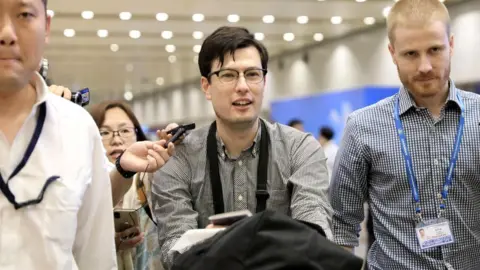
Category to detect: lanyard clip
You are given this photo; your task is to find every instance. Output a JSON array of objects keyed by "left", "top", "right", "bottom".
[{"left": 415, "top": 203, "right": 423, "bottom": 223}]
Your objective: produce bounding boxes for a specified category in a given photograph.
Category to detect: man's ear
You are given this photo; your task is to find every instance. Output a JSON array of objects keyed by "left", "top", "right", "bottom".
[
  {"left": 449, "top": 33, "right": 455, "bottom": 57},
  {"left": 45, "top": 13, "right": 52, "bottom": 44},
  {"left": 201, "top": 77, "right": 212, "bottom": 100}
]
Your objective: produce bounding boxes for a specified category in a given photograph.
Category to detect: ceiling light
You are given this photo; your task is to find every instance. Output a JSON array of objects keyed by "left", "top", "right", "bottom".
[
  {"left": 97, "top": 29, "right": 108, "bottom": 38},
  {"left": 283, "top": 33, "right": 295, "bottom": 42},
  {"left": 81, "top": 11, "right": 94, "bottom": 20},
  {"left": 363, "top": 17, "right": 376, "bottom": 25},
  {"left": 161, "top": 31, "right": 173, "bottom": 39},
  {"left": 192, "top": 13, "right": 205, "bottom": 22},
  {"left": 227, "top": 14, "right": 240, "bottom": 23},
  {"left": 110, "top": 44, "right": 119, "bottom": 52},
  {"left": 168, "top": 55, "right": 177, "bottom": 63},
  {"left": 356, "top": 0, "right": 366, "bottom": 2},
  {"left": 193, "top": 55, "right": 199, "bottom": 64},
  {"left": 119, "top": 12, "right": 132, "bottom": 20},
  {"left": 156, "top": 12, "right": 169, "bottom": 21},
  {"left": 47, "top": 10, "right": 54, "bottom": 17},
  {"left": 124, "top": 91, "right": 133, "bottom": 101},
  {"left": 156, "top": 77, "right": 164, "bottom": 86},
  {"left": 331, "top": 16, "right": 343, "bottom": 24},
  {"left": 129, "top": 30, "right": 141, "bottom": 39},
  {"left": 192, "top": 31, "right": 204, "bottom": 39},
  {"left": 254, "top": 32, "right": 265, "bottom": 41},
  {"left": 383, "top": 6, "right": 391, "bottom": 17},
  {"left": 313, "top": 33, "right": 324, "bottom": 42},
  {"left": 296, "top": 16, "right": 309, "bottom": 24},
  {"left": 193, "top": 45, "right": 201, "bottom": 53},
  {"left": 63, "top": 29, "right": 75, "bottom": 37},
  {"left": 165, "top": 44, "right": 176, "bottom": 53},
  {"left": 439, "top": 0, "right": 445, "bottom": 2},
  {"left": 262, "top": 15, "right": 275, "bottom": 23}
]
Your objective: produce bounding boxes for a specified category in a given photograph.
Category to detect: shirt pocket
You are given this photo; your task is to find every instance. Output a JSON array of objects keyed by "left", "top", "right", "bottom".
[{"left": 39, "top": 176, "right": 84, "bottom": 250}]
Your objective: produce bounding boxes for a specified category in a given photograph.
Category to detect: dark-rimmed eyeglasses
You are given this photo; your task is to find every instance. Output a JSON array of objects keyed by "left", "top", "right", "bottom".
[
  {"left": 99, "top": 127, "right": 137, "bottom": 141},
  {"left": 208, "top": 68, "right": 267, "bottom": 84}
]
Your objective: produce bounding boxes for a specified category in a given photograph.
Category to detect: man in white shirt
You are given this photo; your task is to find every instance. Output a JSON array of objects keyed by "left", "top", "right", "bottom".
[
  {"left": 0, "top": 0, "right": 174, "bottom": 269},
  {"left": 318, "top": 126, "right": 338, "bottom": 183}
]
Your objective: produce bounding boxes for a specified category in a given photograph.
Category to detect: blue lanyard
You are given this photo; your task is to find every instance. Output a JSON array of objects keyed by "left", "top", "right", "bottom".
[{"left": 394, "top": 93, "right": 465, "bottom": 218}]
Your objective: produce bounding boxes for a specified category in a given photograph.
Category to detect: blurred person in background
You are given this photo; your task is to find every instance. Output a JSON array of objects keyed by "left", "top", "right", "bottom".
[
  {"left": 152, "top": 26, "right": 332, "bottom": 269},
  {"left": 287, "top": 118, "right": 305, "bottom": 131},
  {"left": 89, "top": 101, "right": 175, "bottom": 270},
  {"left": 318, "top": 126, "right": 338, "bottom": 183},
  {"left": 330, "top": 0, "right": 480, "bottom": 269},
  {"left": 0, "top": 0, "right": 173, "bottom": 269}
]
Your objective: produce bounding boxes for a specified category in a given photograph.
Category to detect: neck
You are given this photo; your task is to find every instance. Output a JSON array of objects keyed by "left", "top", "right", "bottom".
[
  {"left": 216, "top": 118, "right": 259, "bottom": 158},
  {"left": 0, "top": 83, "right": 38, "bottom": 143},
  {"left": 411, "top": 83, "right": 449, "bottom": 118},
  {"left": 0, "top": 84, "right": 37, "bottom": 117}
]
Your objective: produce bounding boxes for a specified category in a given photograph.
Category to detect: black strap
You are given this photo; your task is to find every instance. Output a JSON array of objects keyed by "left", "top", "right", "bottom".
[
  {"left": 143, "top": 204, "right": 157, "bottom": 226},
  {"left": 0, "top": 103, "right": 57, "bottom": 209},
  {"left": 207, "top": 119, "right": 270, "bottom": 214}
]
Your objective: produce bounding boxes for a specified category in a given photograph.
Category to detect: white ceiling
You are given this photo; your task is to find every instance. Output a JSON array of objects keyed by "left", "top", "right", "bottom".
[{"left": 44, "top": 0, "right": 465, "bottom": 102}]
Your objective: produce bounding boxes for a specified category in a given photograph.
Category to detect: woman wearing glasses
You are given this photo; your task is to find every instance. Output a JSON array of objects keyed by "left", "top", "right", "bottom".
[{"left": 89, "top": 100, "right": 173, "bottom": 270}]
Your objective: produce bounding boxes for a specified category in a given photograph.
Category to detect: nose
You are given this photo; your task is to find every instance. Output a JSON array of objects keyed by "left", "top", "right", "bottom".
[
  {"left": 418, "top": 55, "right": 433, "bottom": 74},
  {"left": 110, "top": 133, "right": 123, "bottom": 146},
  {"left": 235, "top": 75, "right": 249, "bottom": 93},
  {"left": 0, "top": 18, "right": 17, "bottom": 47}
]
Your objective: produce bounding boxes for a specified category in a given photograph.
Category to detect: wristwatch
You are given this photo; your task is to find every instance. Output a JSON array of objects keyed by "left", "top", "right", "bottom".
[{"left": 115, "top": 151, "right": 136, "bottom": 179}]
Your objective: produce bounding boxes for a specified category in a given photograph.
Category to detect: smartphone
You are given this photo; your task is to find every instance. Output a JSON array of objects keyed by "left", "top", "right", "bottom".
[
  {"left": 163, "top": 123, "right": 196, "bottom": 148},
  {"left": 114, "top": 208, "right": 141, "bottom": 233},
  {"left": 208, "top": 210, "right": 253, "bottom": 226}
]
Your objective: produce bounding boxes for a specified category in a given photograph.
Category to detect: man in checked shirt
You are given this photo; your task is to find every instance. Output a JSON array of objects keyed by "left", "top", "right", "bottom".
[
  {"left": 330, "top": 0, "right": 480, "bottom": 269},
  {"left": 152, "top": 26, "right": 332, "bottom": 269}
]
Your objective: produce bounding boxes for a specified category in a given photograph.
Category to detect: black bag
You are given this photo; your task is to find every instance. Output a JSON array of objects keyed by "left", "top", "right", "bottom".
[{"left": 171, "top": 210, "right": 363, "bottom": 270}]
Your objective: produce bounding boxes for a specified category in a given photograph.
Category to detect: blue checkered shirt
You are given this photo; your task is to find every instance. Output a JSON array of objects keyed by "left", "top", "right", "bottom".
[{"left": 331, "top": 81, "right": 480, "bottom": 270}]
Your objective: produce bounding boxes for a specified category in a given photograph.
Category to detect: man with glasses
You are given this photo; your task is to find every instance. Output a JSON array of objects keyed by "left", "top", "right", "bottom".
[
  {"left": 0, "top": 0, "right": 174, "bottom": 269},
  {"left": 152, "top": 26, "right": 332, "bottom": 269}
]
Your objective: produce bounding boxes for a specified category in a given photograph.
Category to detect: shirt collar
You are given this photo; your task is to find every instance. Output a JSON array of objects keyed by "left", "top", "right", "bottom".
[
  {"left": 397, "top": 79, "right": 461, "bottom": 115},
  {"left": 31, "top": 71, "right": 49, "bottom": 107},
  {"left": 216, "top": 120, "right": 262, "bottom": 160}
]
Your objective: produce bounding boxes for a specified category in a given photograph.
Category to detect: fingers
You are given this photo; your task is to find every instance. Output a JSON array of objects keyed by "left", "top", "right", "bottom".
[
  {"left": 121, "top": 233, "right": 144, "bottom": 249},
  {"left": 119, "top": 226, "right": 140, "bottom": 238},
  {"left": 116, "top": 228, "right": 144, "bottom": 250},
  {"left": 49, "top": 85, "right": 72, "bottom": 101},
  {"left": 156, "top": 129, "right": 171, "bottom": 141},
  {"left": 165, "top": 123, "right": 179, "bottom": 132},
  {"left": 144, "top": 142, "right": 173, "bottom": 172},
  {"left": 206, "top": 224, "right": 227, "bottom": 229},
  {"left": 167, "top": 142, "right": 175, "bottom": 156}
]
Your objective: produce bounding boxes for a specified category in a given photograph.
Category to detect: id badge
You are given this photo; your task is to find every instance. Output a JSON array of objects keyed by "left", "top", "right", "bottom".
[{"left": 415, "top": 218, "right": 455, "bottom": 250}]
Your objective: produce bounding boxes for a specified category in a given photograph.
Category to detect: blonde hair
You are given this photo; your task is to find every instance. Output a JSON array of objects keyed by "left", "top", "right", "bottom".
[{"left": 387, "top": 0, "right": 451, "bottom": 43}]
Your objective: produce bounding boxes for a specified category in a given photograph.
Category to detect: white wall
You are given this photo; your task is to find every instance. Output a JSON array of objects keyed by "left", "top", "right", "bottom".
[{"left": 133, "top": 0, "right": 480, "bottom": 126}]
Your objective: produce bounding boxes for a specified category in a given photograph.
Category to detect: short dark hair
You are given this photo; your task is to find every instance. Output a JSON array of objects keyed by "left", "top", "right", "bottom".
[
  {"left": 198, "top": 26, "right": 269, "bottom": 79},
  {"left": 287, "top": 119, "right": 303, "bottom": 127},
  {"left": 88, "top": 100, "right": 147, "bottom": 142},
  {"left": 319, "top": 126, "right": 335, "bottom": 140}
]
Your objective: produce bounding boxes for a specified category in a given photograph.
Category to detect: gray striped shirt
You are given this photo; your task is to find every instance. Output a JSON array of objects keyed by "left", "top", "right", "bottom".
[
  {"left": 152, "top": 119, "right": 332, "bottom": 268},
  {"left": 331, "top": 81, "right": 480, "bottom": 270}
]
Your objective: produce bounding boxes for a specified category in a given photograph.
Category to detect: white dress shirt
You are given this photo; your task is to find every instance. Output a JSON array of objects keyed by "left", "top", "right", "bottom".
[
  {"left": 322, "top": 141, "right": 339, "bottom": 183},
  {"left": 0, "top": 74, "right": 117, "bottom": 270}
]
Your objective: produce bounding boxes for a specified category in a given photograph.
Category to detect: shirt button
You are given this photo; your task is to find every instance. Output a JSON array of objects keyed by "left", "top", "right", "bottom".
[
  {"left": 434, "top": 159, "right": 439, "bottom": 166},
  {"left": 238, "top": 161, "right": 243, "bottom": 166},
  {"left": 238, "top": 195, "right": 243, "bottom": 201},
  {"left": 221, "top": 153, "right": 225, "bottom": 158},
  {"left": 437, "top": 193, "right": 442, "bottom": 199}
]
